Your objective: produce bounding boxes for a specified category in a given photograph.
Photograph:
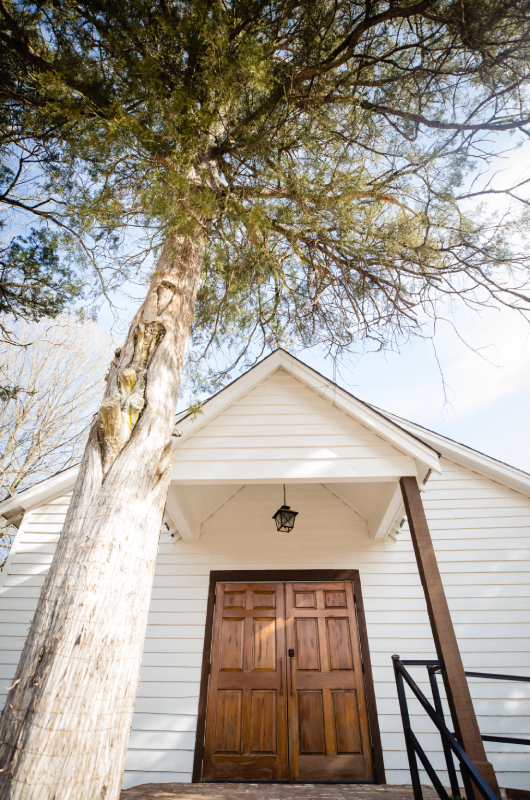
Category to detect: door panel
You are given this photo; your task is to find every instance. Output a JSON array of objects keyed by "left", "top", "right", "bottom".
[
  {"left": 202, "top": 580, "right": 374, "bottom": 783},
  {"left": 298, "top": 691, "right": 326, "bottom": 753},
  {"left": 203, "top": 583, "right": 288, "bottom": 781},
  {"left": 295, "top": 618, "right": 320, "bottom": 670},
  {"left": 215, "top": 691, "right": 242, "bottom": 752},
  {"left": 286, "top": 582, "right": 374, "bottom": 782},
  {"left": 333, "top": 691, "right": 362, "bottom": 753},
  {"left": 250, "top": 690, "right": 276, "bottom": 752},
  {"left": 327, "top": 618, "right": 353, "bottom": 670},
  {"left": 253, "top": 618, "right": 276, "bottom": 669},
  {"left": 219, "top": 618, "right": 244, "bottom": 670}
]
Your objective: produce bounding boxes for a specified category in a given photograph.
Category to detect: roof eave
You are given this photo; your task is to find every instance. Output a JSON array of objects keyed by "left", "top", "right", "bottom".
[
  {"left": 379, "top": 410, "right": 530, "bottom": 498},
  {"left": 0, "top": 464, "right": 80, "bottom": 517}
]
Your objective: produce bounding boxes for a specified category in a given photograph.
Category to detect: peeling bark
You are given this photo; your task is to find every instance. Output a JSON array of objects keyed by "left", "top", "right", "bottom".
[
  {"left": 0, "top": 233, "right": 204, "bottom": 800},
  {"left": 98, "top": 321, "right": 165, "bottom": 475}
]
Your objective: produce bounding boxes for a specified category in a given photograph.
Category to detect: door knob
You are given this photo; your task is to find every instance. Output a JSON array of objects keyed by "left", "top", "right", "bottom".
[{"left": 288, "top": 648, "right": 295, "bottom": 657}]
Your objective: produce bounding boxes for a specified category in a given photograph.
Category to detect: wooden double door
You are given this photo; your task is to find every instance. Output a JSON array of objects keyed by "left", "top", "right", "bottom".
[{"left": 202, "top": 581, "right": 374, "bottom": 782}]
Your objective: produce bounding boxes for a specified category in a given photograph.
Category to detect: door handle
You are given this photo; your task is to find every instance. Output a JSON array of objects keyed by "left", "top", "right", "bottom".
[
  {"left": 280, "top": 658, "right": 283, "bottom": 695},
  {"left": 289, "top": 649, "right": 294, "bottom": 696}
]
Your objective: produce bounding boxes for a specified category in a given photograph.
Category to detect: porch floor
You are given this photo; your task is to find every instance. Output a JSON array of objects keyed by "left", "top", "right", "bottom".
[{"left": 120, "top": 784, "right": 441, "bottom": 800}]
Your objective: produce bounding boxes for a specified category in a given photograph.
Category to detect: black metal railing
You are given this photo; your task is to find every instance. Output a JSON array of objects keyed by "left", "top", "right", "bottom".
[{"left": 392, "top": 655, "right": 530, "bottom": 800}]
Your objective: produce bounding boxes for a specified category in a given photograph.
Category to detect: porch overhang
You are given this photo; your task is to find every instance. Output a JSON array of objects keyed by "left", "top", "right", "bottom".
[{"left": 168, "top": 350, "right": 441, "bottom": 542}]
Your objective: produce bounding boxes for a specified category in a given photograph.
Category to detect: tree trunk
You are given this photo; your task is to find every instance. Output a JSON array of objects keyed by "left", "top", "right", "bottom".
[{"left": 0, "top": 233, "right": 204, "bottom": 800}]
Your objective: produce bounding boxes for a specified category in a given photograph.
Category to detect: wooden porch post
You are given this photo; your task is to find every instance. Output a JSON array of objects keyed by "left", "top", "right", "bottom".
[{"left": 400, "top": 476, "right": 500, "bottom": 799}]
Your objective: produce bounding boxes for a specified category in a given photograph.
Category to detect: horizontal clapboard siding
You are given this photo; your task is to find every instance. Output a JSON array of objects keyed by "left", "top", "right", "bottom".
[
  {"left": 1, "top": 457, "right": 530, "bottom": 791},
  {"left": 171, "top": 370, "right": 416, "bottom": 481},
  {"left": 0, "top": 494, "right": 72, "bottom": 708}
]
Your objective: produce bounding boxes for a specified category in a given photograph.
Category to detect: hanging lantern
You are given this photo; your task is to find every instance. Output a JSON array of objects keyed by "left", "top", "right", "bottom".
[{"left": 272, "top": 484, "right": 299, "bottom": 532}]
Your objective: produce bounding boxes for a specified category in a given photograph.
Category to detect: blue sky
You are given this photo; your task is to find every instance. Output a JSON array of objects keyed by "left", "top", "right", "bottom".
[{"left": 298, "top": 303, "right": 530, "bottom": 473}]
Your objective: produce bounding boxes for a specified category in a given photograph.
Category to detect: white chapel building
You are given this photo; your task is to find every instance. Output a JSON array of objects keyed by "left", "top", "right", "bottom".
[{"left": 0, "top": 350, "right": 528, "bottom": 792}]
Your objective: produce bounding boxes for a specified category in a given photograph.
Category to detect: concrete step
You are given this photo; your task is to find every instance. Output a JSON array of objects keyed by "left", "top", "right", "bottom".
[{"left": 121, "top": 784, "right": 442, "bottom": 800}]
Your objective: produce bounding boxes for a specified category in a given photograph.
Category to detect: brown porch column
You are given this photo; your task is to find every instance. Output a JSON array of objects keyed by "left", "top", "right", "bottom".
[{"left": 400, "top": 476, "right": 500, "bottom": 799}]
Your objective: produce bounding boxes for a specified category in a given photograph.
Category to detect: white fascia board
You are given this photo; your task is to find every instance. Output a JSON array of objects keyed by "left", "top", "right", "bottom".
[
  {"left": 0, "top": 464, "right": 79, "bottom": 517},
  {"left": 171, "top": 459, "right": 416, "bottom": 484},
  {"left": 381, "top": 411, "right": 530, "bottom": 499}
]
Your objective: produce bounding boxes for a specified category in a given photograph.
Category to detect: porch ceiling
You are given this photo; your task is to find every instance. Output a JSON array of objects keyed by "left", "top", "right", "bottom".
[
  {"left": 164, "top": 479, "right": 403, "bottom": 542},
  {"left": 164, "top": 483, "right": 243, "bottom": 541}
]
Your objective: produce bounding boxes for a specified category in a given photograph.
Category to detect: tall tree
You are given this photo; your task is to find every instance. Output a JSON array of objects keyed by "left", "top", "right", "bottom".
[{"left": 0, "top": 1, "right": 529, "bottom": 797}]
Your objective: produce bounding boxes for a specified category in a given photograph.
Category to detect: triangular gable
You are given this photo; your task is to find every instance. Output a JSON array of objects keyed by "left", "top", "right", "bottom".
[
  {"left": 172, "top": 367, "right": 420, "bottom": 483},
  {"left": 171, "top": 351, "right": 441, "bottom": 484}
]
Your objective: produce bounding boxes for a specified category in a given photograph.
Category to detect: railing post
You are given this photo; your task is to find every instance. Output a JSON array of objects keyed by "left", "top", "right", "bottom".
[
  {"left": 428, "top": 666, "right": 461, "bottom": 798},
  {"left": 400, "top": 476, "right": 500, "bottom": 800},
  {"left": 393, "top": 655, "right": 423, "bottom": 800}
]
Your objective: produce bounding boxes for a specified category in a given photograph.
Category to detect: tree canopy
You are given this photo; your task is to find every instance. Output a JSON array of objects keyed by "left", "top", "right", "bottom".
[
  {"left": 2, "top": 0, "right": 530, "bottom": 386},
  {"left": 0, "top": 228, "right": 81, "bottom": 338}
]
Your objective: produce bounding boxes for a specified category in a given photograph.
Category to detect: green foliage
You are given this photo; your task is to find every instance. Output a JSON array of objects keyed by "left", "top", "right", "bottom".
[
  {"left": 1, "top": 0, "right": 530, "bottom": 387},
  {"left": 186, "top": 401, "right": 204, "bottom": 422},
  {"left": 0, "top": 384, "right": 28, "bottom": 402},
  {"left": 0, "top": 228, "right": 82, "bottom": 326}
]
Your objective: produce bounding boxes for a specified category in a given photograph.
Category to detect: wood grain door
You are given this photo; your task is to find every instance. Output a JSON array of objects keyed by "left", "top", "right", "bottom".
[
  {"left": 202, "top": 582, "right": 288, "bottom": 781},
  {"left": 285, "top": 582, "right": 374, "bottom": 782}
]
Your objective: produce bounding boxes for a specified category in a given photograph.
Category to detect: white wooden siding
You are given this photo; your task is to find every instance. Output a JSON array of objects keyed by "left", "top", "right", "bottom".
[
  {"left": 1, "top": 460, "right": 529, "bottom": 791},
  {"left": 171, "top": 369, "right": 417, "bottom": 482},
  {"left": 0, "top": 493, "right": 72, "bottom": 707}
]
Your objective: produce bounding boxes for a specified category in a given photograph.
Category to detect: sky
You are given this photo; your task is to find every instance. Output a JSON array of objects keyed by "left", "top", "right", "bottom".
[
  {"left": 174, "top": 135, "right": 530, "bottom": 473},
  {"left": 292, "top": 142, "right": 530, "bottom": 474},
  {"left": 298, "top": 303, "right": 530, "bottom": 473}
]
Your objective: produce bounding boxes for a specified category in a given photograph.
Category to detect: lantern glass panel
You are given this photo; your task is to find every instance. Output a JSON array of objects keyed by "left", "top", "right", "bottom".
[{"left": 272, "top": 505, "right": 298, "bottom": 532}]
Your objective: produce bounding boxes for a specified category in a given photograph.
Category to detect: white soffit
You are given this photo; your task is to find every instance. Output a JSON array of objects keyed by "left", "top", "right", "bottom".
[
  {"left": 324, "top": 481, "right": 403, "bottom": 540},
  {"left": 165, "top": 484, "right": 243, "bottom": 541}
]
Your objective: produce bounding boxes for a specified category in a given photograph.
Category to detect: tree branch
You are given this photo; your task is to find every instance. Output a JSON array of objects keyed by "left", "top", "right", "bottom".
[{"left": 357, "top": 99, "right": 530, "bottom": 132}]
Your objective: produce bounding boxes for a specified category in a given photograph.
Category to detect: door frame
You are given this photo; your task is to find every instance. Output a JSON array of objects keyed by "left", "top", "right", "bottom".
[{"left": 192, "top": 570, "right": 386, "bottom": 784}]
